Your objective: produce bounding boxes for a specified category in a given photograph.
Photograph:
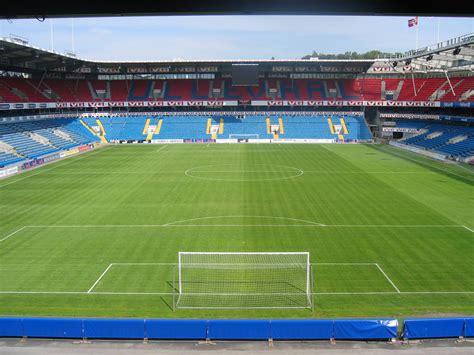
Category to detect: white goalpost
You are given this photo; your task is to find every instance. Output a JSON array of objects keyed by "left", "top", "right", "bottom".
[{"left": 175, "top": 252, "right": 313, "bottom": 309}]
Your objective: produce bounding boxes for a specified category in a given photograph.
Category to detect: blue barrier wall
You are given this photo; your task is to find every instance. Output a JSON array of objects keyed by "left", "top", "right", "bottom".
[
  {"left": 271, "top": 320, "right": 333, "bottom": 340},
  {"left": 208, "top": 320, "right": 271, "bottom": 340},
  {"left": 0, "top": 318, "right": 23, "bottom": 337},
  {"left": 465, "top": 318, "right": 474, "bottom": 338},
  {"left": 146, "top": 319, "right": 207, "bottom": 339},
  {"left": 0, "top": 317, "right": 399, "bottom": 340},
  {"left": 23, "top": 318, "right": 83, "bottom": 339},
  {"left": 403, "top": 318, "right": 474, "bottom": 339},
  {"left": 83, "top": 319, "right": 145, "bottom": 339},
  {"left": 3, "top": 317, "right": 474, "bottom": 340},
  {"left": 333, "top": 319, "right": 398, "bottom": 340}
]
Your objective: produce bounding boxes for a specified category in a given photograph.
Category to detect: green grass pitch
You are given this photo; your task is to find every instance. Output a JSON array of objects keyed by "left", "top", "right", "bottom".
[{"left": 0, "top": 143, "right": 473, "bottom": 319}]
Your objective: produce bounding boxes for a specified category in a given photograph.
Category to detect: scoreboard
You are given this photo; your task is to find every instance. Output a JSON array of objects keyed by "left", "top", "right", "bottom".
[{"left": 232, "top": 64, "right": 259, "bottom": 86}]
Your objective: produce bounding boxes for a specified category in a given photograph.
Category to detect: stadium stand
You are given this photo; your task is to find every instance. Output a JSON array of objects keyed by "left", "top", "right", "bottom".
[
  {"left": 3, "top": 111, "right": 471, "bottom": 168},
  {"left": 158, "top": 116, "right": 210, "bottom": 140},
  {"left": 396, "top": 121, "right": 474, "bottom": 159},
  {"left": 1, "top": 78, "right": 474, "bottom": 103},
  {"left": 392, "top": 120, "right": 429, "bottom": 129},
  {"left": 0, "top": 118, "right": 99, "bottom": 167},
  {"left": 74, "top": 114, "right": 372, "bottom": 142}
]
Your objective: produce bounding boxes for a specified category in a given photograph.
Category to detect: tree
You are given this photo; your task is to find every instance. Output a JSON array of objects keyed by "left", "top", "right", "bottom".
[{"left": 302, "top": 50, "right": 402, "bottom": 60}]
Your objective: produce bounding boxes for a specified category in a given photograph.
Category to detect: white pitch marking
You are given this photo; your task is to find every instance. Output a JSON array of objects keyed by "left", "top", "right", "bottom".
[
  {"left": 155, "top": 145, "right": 168, "bottom": 153},
  {"left": 19, "top": 223, "right": 464, "bottom": 229},
  {"left": 394, "top": 291, "right": 474, "bottom": 294},
  {"left": 375, "top": 263, "right": 401, "bottom": 293},
  {"left": 42, "top": 171, "right": 185, "bottom": 175},
  {"left": 463, "top": 225, "right": 474, "bottom": 233},
  {"left": 456, "top": 163, "right": 474, "bottom": 173},
  {"left": 313, "top": 263, "right": 376, "bottom": 265},
  {"left": 87, "top": 264, "right": 113, "bottom": 293},
  {"left": 112, "top": 262, "right": 175, "bottom": 265},
  {"left": 0, "top": 291, "right": 172, "bottom": 295},
  {"left": 303, "top": 171, "right": 436, "bottom": 174},
  {"left": 322, "top": 224, "right": 462, "bottom": 228},
  {"left": 315, "top": 291, "right": 474, "bottom": 295},
  {"left": 163, "top": 225, "right": 325, "bottom": 227},
  {"left": 184, "top": 163, "right": 304, "bottom": 182},
  {"left": 318, "top": 144, "right": 334, "bottom": 153},
  {"left": 91, "top": 292, "right": 172, "bottom": 295},
  {"left": 163, "top": 215, "right": 325, "bottom": 227},
  {"left": 162, "top": 224, "right": 460, "bottom": 228},
  {"left": 27, "top": 224, "right": 171, "bottom": 228},
  {"left": 0, "top": 226, "right": 27, "bottom": 242},
  {"left": 1, "top": 290, "right": 473, "bottom": 295},
  {"left": 111, "top": 262, "right": 376, "bottom": 266},
  {"left": 0, "top": 223, "right": 466, "bottom": 243},
  {"left": 0, "top": 291, "right": 92, "bottom": 295}
]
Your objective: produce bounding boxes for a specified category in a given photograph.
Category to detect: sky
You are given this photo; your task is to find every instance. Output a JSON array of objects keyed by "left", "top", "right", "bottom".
[{"left": 0, "top": 16, "right": 473, "bottom": 61}]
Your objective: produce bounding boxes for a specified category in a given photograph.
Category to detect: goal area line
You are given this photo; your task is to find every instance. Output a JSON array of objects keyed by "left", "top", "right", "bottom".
[{"left": 2, "top": 262, "right": 471, "bottom": 296}]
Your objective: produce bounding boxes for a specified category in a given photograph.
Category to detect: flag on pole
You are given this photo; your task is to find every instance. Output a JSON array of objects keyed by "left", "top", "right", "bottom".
[{"left": 408, "top": 17, "right": 419, "bottom": 28}]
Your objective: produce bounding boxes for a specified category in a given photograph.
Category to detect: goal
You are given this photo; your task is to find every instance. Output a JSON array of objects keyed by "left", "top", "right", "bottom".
[
  {"left": 228, "top": 134, "right": 259, "bottom": 141},
  {"left": 175, "top": 252, "right": 313, "bottom": 309}
]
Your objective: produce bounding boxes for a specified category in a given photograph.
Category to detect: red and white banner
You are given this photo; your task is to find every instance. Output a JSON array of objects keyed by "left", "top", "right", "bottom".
[
  {"left": 55, "top": 100, "right": 232, "bottom": 108},
  {"left": 408, "top": 16, "right": 419, "bottom": 27},
  {"left": 0, "top": 99, "right": 443, "bottom": 111},
  {"left": 255, "top": 100, "right": 440, "bottom": 107}
]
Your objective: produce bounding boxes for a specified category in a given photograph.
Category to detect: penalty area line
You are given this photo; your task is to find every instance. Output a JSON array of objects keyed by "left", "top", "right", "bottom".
[
  {"left": 0, "top": 226, "right": 27, "bottom": 242},
  {"left": 463, "top": 225, "right": 473, "bottom": 233},
  {"left": 375, "top": 263, "right": 401, "bottom": 293},
  {"left": 0, "top": 224, "right": 468, "bottom": 243},
  {"left": 87, "top": 264, "right": 113, "bottom": 293}
]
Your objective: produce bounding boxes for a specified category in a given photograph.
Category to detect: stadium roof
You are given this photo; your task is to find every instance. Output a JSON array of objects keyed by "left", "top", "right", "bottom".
[
  {"left": 1, "top": 34, "right": 473, "bottom": 76},
  {"left": 0, "top": 37, "right": 375, "bottom": 74},
  {"left": 0, "top": 0, "right": 472, "bottom": 18},
  {"left": 383, "top": 33, "right": 474, "bottom": 73}
]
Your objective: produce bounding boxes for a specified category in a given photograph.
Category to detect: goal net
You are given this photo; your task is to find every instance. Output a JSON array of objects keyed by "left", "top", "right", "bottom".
[{"left": 175, "top": 252, "right": 313, "bottom": 309}]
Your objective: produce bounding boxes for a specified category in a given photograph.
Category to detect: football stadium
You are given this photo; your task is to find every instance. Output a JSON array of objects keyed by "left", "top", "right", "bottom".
[{"left": 0, "top": 5, "right": 473, "bottom": 348}]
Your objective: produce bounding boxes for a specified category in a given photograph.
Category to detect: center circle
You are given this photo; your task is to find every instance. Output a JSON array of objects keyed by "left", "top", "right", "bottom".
[{"left": 185, "top": 164, "right": 304, "bottom": 181}]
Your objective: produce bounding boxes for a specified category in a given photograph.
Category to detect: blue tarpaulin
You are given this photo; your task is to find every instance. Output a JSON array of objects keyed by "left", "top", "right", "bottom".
[
  {"left": 208, "top": 320, "right": 271, "bottom": 340},
  {"left": 271, "top": 320, "right": 334, "bottom": 340},
  {"left": 22, "top": 318, "right": 83, "bottom": 338},
  {"left": 333, "top": 319, "right": 398, "bottom": 340},
  {"left": 83, "top": 319, "right": 145, "bottom": 339},
  {"left": 146, "top": 319, "right": 208, "bottom": 339},
  {"left": 403, "top": 318, "right": 466, "bottom": 339},
  {"left": 0, "top": 318, "right": 23, "bottom": 337}
]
